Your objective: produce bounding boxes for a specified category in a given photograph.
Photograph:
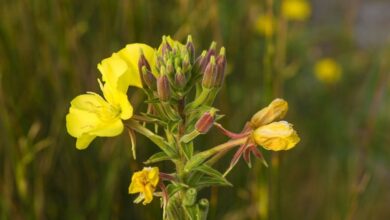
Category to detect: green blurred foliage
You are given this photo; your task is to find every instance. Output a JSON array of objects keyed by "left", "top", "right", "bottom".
[{"left": 1, "top": 0, "right": 389, "bottom": 219}]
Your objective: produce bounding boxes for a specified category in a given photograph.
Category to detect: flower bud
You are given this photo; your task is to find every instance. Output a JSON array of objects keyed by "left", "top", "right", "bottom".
[
  {"left": 250, "top": 98, "right": 288, "bottom": 128},
  {"left": 202, "top": 56, "right": 218, "bottom": 88},
  {"left": 253, "top": 121, "right": 300, "bottom": 151},
  {"left": 138, "top": 49, "right": 151, "bottom": 73},
  {"left": 183, "top": 188, "right": 197, "bottom": 206},
  {"left": 186, "top": 35, "right": 195, "bottom": 63},
  {"left": 157, "top": 70, "right": 171, "bottom": 102},
  {"left": 214, "top": 47, "right": 226, "bottom": 87},
  {"left": 195, "top": 110, "right": 216, "bottom": 134},
  {"left": 166, "top": 59, "right": 174, "bottom": 75},
  {"left": 175, "top": 67, "right": 186, "bottom": 88},
  {"left": 161, "top": 36, "right": 172, "bottom": 56},
  {"left": 193, "top": 50, "right": 207, "bottom": 75},
  {"left": 141, "top": 66, "right": 156, "bottom": 90},
  {"left": 182, "top": 54, "right": 191, "bottom": 73}
]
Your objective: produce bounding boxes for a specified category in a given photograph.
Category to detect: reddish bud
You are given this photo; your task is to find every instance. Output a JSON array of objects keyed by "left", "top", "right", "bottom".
[
  {"left": 195, "top": 111, "right": 215, "bottom": 134},
  {"left": 157, "top": 73, "right": 171, "bottom": 102},
  {"left": 141, "top": 66, "right": 156, "bottom": 90},
  {"left": 202, "top": 56, "right": 218, "bottom": 88}
]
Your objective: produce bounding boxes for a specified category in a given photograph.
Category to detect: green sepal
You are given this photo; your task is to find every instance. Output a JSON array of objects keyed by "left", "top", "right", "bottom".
[{"left": 144, "top": 152, "right": 170, "bottom": 165}]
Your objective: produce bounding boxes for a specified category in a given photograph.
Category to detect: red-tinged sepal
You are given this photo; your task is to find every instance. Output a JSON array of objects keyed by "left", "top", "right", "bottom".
[
  {"left": 250, "top": 146, "right": 269, "bottom": 167},
  {"left": 214, "top": 122, "right": 251, "bottom": 139}
]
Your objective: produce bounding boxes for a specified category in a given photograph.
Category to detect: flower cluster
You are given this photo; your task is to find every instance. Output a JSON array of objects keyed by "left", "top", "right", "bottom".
[{"left": 65, "top": 35, "right": 300, "bottom": 219}]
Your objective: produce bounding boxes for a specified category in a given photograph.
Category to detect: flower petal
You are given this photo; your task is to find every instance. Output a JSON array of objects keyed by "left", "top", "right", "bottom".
[
  {"left": 76, "top": 134, "right": 96, "bottom": 150},
  {"left": 118, "top": 43, "right": 157, "bottom": 86}
]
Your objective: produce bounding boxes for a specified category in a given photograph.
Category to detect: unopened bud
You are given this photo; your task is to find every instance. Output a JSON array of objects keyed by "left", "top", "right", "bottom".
[
  {"left": 186, "top": 35, "right": 195, "bottom": 62},
  {"left": 193, "top": 50, "right": 207, "bottom": 75},
  {"left": 250, "top": 98, "right": 288, "bottom": 128},
  {"left": 175, "top": 68, "right": 186, "bottom": 88},
  {"left": 214, "top": 47, "right": 226, "bottom": 87},
  {"left": 138, "top": 49, "right": 151, "bottom": 73},
  {"left": 166, "top": 59, "right": 174, "bottom": 75},
  {"left": 202, "top": 56, "right": 218, "bottom": 89},
  {"left": 195, "top": 110, "right": 216, "bottom": 134},
  {"left": 141, "top": 66, "right": 156, "bottom": 90},
  {"left": 161, "top": 36, "right": 172, "bottom": 55},
  {"left": 182, "top": 54, "right": 190, "bottom": 73},
  {"left": 157, "top": 71, "right": 171, "bottom": 102},
  {"left": 184, "top": 188, "right": 197, "bottom": 206}
]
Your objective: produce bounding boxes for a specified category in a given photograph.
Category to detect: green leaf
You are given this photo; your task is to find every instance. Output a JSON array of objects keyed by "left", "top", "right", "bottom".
[
  {"left": 194, "top": 175, "right": 232, "bottom": 189},
  {"left": 194, "top": 164, "right": 224, "bottom": 179},
  {"left": 182, "top": 142, "right": 194, "bottom": 160},
  {"left": 144, "top": 152, "right": 170, "bottom": 164},
  {"left": 166, "top": 183, "right": 185, "bottom": 198},
  {"left": 187, "top": 165, "right": 233, "bottom": 189}
]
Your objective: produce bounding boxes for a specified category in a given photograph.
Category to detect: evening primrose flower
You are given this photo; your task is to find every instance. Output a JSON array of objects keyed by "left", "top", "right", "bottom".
[
  {"left": 66, "top": 82, "right": 133, "bottom": 149},
  {"left": 98, "top": 43, "right": 156, "bottom": 92},
  {"left": 253, "top": 121, "right": 300, "bottom": 151},
  {"left": 129, "top": 167, "right": 159, "bottom": 205},
  {"left": 314, "top": 58, "right": 342, "bottom": 84},
  {"left": 250, "top": 99, "right": 300, "bottom": 151},
  {"left": 255, "top": 14, "right": 275, "bottom": 37},
  {"left": 282, "top": 0, "right": 311, "bottom": 21},
  {"left": 250, "top": 98, "right": 288, "bottom": 128}
]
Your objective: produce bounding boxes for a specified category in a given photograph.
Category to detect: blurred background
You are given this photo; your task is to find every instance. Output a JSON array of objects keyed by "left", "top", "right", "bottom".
[{"left": 1, "top": 0, "right": 390, "bottom": 219}]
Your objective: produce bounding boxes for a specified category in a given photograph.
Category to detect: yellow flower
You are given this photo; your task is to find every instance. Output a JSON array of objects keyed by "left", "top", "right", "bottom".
[
  {"left": 98, "top": 43, "right": 156, "bottom": 92},
  {"left": 66, "top": 81, "right": 133, "bottom": 149},
  {"left": 129, "top": 167, "right": 160, "bottom": 205},
  {"left": 253, "top": 121, "right": 300, "bottom": 151},
  {"left": 282, "top": 0, "right": 311, "bottom": 21},
  {"left": 250, "top": 98, "right": 288, "bottom": 128},
  {"left": 255, "top": 15, "right": 275, "bottom": 37},
  {"left": 314, "top": 58, "right": 342, "bottom": 84}
]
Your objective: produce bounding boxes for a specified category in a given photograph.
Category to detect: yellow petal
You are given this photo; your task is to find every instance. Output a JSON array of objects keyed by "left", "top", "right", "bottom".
[
  {"left": 128, "top": 179, "right": 143, "bottom": 194},
  {"left": 253, "top": 121, "right": 300, "bottom": 151},
  {"left": 146, "top": 167, "right": 160, "bottom": 187},
  {"left": 250, "top": 98, "right": 288, "bottom": 128},
  {"left": 66, "top": 94, "right": 107, "bottom": 137},
  {"left": 98, "top": 54, "right": 130, "bottom": 93},
  {"left": 76, "top": 134, "right": 96, "bottom": 150},
  {"left": 118, "top": 43, "right": 157, "bottom": 85},
  {"left": 142, "top": 184, "right": 154, "bottom": 205},
  {"left": 90, "top": 118, "right": 123, "bottom": 137},
  {"left": 101, "top": 83, "right": 133, "bottom": 120}
]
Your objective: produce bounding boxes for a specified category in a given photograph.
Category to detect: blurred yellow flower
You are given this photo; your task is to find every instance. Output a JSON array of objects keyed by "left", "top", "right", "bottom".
[
  {"left": 66, "top": 82, "right": 133, "bottom": 149},
  {"left": 129, "top": 167, "right": 160, "bottom": 205},
  {"left": 255, "top": 15, "right": 275, "bottom": 37},
  {"left": 314, "top": 58, "right": 342, "bottom": 84},
  {"left": 282, "top": 0, "right": 311, "bottom": 21},
  {"left": 253, "top": 121, "right": 300, "bottom": 151},
  {"left": 98, "top": 43, "right": 156, "bottom": 92},
  {"left": 250, "top": 98, "right": 288, "bottom": 128}
]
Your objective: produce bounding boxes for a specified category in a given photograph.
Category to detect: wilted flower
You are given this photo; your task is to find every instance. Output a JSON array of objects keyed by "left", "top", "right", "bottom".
[
  {"left": 282, "top": 0, "right": 311, "bottom": 21},
  {"left": 250, "top": 98, "right": 288, "bottom": 128},
  {"left": 314, "top": 58, "right": 342, "bottom": 84},
  {"left": 66, "top": 82, "right": 133, "bottom": 149},
  {"left": 250, "top": 99, "right": 299, "bottom": 151},
  {"left": 129, "top": 167, "right": 160, "bottom": 205},
  {"left": 253, "top": 121, "right": 300, "bottom": 151}
]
